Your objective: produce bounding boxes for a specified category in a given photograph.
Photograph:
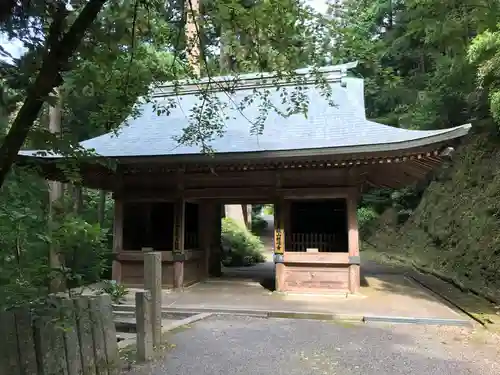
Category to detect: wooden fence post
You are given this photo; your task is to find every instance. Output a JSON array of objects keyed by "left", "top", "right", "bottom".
[
  {"left": 33, "top": 300, "right": 69, "bottom": 375},
  {"left": 0, "top": 310, "right": 21, "bottom": 375},
  {"left": 60, "top": 298, "right": 83, "bottom": 375},
  {"left": 144, "top": 251, "right": 162, "bottom": 347},
  {"left": 136, "top": 291, "right": 153, "bottom": 361},
  {"left": 89, "top": 297, "right": 108, "bottom": 375},
  {"left": 96, "top": 295, "right": 119, "bottom": 375},
  {"left": 0, "top": 295, "right": 119, "bottom": 375},
  {"left": 74, "top": 296, "right": 97, "bottom": 375}
]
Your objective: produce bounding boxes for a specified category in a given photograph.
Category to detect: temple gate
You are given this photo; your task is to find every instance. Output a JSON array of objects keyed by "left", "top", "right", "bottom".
[{"left": 18, "top": 62, "right": 471, "bottom": 295}]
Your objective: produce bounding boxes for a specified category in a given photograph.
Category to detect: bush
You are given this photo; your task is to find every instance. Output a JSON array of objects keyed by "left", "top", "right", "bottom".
[
  {"left": 53, "top": 215, "right": 111, "bottom": 288},
  {"left": 263, "top": 204, "right": 274, "bottom": 215},
  {"left": 357, "top": 206, "right": 379, "bottom": 238},
  {"left": 99, "top": 280, "right": 128, "bottom": 304},
  {"left": 251, "top": 215, "right": 268, "bottom": 235},
  {"left": 221, "top": 218, "right": 265, "bottom": 267}
]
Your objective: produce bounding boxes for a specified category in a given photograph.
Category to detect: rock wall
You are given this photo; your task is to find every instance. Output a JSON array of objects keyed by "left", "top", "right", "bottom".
[{"left": 363, "top": 133, "right": 500, "bottom": 301}]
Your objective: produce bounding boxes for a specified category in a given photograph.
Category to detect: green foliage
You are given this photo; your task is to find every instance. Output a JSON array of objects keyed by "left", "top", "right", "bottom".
[
  {"left": 468, "top": 27, "right": 500, "bottom": 126},
  {"left": 0, "top": 167, "right": 111, "bottom": 309},
  {"left": 53, "top": 214, "right": 110, "bottom": 288},
  {"left": 99, "top": 280, "right": 128, "bottom": 304},
  {"left": 221, "top": 218, "right": 265, "bottom": 267},
  {"left": 329, "top": 0, "right": 498, "bottom": 129},
  {"left": 364, "top": 134, "right": 500, "bottom": 301},
  {"left": 357, "top": 206, "right": 378, "bottom": 238},
  {"left": 251, "top": 216, "right": 268, "bottom": 235},
  {"left": 263, "top": 204, "right": 274, "bottom": 215}
]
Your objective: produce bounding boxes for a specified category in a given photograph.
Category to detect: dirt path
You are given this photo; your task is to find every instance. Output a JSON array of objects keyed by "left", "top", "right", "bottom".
[{"left": 123, "top": 315, "right": 500, "bottom": 375}]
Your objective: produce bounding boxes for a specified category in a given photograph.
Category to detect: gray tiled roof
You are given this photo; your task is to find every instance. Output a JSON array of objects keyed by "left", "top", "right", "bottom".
[{"left": 20, "top": 63, "right": 471, "bottom": 159}]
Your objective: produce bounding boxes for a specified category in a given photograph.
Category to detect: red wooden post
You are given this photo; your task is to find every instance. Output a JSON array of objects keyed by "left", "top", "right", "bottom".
[
  {"left": 347, "top": 193, "right": 360, "bottom": 294},
  {"left": 173, "top": 198, "right": 186, "bottom": 290}
]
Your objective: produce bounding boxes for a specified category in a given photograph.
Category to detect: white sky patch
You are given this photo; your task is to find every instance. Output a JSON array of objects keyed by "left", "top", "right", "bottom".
[
  {"left": 308, "top": 0, "right": 330, "bottom": 14},
  {"left": 0, "top": 34, "right": 25, "bottom": 61}
]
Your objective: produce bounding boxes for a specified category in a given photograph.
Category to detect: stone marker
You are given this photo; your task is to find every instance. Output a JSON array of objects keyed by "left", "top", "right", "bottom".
[
  {"left": 136, "top": 291, "right": 153, "bottom": 361},
  {"left": 144, "top": 251, "right": 162, "bottom": 347}
]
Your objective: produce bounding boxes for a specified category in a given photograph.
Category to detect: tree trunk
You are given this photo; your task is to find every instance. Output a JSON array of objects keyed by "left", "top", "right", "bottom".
[
  {"left": 219, "top": 26, "right": 233, "bottom": 72},
  {"left": 0, "top": 0, "right": 107, "bottom": 188},
  {"left": 73, "top": 185, "right": 84, "bottom": 214},
  {"left": 98, "top": 190, "right": 106, "bottom": 227},
  {"left": 48, "top": 89, "right": 65, "bottom": 293}
]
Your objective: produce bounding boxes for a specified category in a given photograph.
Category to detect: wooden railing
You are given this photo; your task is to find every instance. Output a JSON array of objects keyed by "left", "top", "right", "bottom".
[{"left": 288, "top": 233, "right": 337, "bottom": 252}]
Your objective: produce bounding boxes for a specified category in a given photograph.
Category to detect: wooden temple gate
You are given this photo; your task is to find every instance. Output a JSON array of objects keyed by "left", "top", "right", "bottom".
[
  {"left": 17, "top": 63, "right": 472, "bottom": 295},
  {"left": 111, "top": 188, "right": 361, "bottom": 293},
  {"left": 107, "top": 154, "right": 441, "bottom": 295}
]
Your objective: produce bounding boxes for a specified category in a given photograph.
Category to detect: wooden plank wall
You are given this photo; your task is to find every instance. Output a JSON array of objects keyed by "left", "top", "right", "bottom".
[{"left": 0, "top": 295, "right": 119, "bottom": 375}]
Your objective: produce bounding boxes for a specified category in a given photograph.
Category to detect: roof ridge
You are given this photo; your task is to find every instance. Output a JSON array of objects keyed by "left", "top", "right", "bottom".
[{"left": 151, "top": 62, "right": 358, "bottom": 98}]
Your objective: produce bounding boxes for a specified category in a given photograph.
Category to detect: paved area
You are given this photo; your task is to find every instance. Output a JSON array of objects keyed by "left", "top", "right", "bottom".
[
  {"left": 123, "top": 260, "right": 468, "bottom": 321},
  {"left": 123, "top": 315, "right": 500, "bottom": 375},
  {"left": 121, "top": 214, "right": 468, "bottom": 321}
]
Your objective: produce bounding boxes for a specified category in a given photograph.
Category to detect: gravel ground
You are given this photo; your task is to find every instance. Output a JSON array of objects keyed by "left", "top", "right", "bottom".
[{"left": 123, "top": 315, "right": 500, "bottom": 375}]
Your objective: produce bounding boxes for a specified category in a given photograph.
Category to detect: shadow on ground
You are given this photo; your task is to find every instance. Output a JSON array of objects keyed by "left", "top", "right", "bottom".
[{"left": 362, "top": 249, "right": 500, "bottom": 329}]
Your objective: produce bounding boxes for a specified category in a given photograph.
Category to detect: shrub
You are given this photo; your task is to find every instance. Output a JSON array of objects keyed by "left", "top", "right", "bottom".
[
  {"left": 99, "top": 280, "right": 128, "bottom": 304},
  {"left": 221, "top": 218, "right": 265, "bottom": 267},
  {"left": 357, "top": 206, "right": 379, "bottom": 238},
  {"left": 251, "top": 215, "right": 268, "bottom": 235},
  {"left": 263, "top": 204, "right": 274, "bottom": 215},
  {"left": 53, "top": 215, "right": 111, "bottom": 288}
]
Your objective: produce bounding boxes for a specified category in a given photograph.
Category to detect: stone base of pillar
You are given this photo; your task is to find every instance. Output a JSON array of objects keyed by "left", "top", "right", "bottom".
[
  {"left": 112, "top": 260, "right": 122, "bottom": 283},
  {"left": 348, "top": 264, "right": 360, "bottom": 294},
  {"left": 275, "top": 262, "right": 285, "bottom": 292}
]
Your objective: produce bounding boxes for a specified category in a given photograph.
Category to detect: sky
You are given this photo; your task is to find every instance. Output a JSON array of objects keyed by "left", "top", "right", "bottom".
[{"left": 0, "top": 0, "right": 330, "bottom": 61}]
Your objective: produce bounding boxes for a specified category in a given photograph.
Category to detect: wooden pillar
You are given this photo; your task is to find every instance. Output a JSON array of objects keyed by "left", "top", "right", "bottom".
[
  {"left": 198, "top": 200, "right": 214, "bottom": 279},
  {"left": 347, "top": 192, "right": 360, "bottom": 294},
  {"left": 274, "top": 199, "right": 286, "bottom": 292},
  {"left": 112, "top": 197, "right": 123, "bottom": 283},
  {"left": 209, "top": 203, "right": 223, "bottom": 277},
  {"left": 173, "top": 198, "right": 186, "bottom": 290}
]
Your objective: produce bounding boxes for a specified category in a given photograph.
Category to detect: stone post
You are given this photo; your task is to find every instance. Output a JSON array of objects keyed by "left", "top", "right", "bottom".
[
  {"left": 144, "top": 251, "right": 162, "bottom": 347},
  {"left": 135, "top": 291, "right": 153, "bottom": 361}
]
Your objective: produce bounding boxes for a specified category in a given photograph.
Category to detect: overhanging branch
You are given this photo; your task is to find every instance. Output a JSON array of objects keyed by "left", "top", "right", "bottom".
[{"left": 0, "top": 0, "right": 108, "bottom": 187}]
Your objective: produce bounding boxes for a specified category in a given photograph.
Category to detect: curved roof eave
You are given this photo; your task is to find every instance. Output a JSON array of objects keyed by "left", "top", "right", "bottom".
[
  {"left": 114, "top": 122, "right": 472, "bottom": 163},
  {"left": 17, "top": 122, "right": 471, "bottom": 163}
]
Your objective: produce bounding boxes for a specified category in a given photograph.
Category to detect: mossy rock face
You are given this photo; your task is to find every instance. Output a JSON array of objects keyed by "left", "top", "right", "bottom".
[{"left": 365, "top": 133, "right": 500, "bottom": 302}]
